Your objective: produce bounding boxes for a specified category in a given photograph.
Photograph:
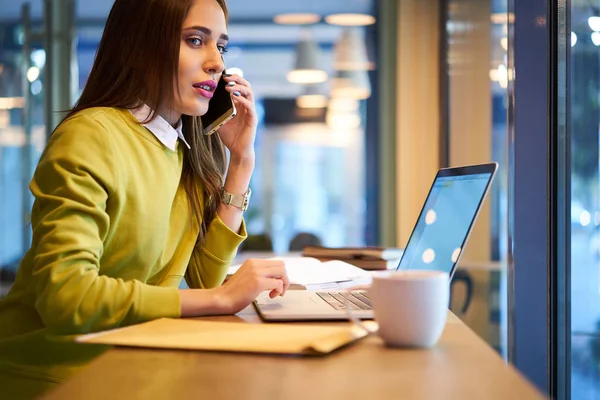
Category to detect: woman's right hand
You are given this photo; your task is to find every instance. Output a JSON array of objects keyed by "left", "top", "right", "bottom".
[
  {"left": 215, "top": 259, "right": 289, "bottom": 314},
  {"left": 179, "top": 259, "right": 289, "bottom": 317}
]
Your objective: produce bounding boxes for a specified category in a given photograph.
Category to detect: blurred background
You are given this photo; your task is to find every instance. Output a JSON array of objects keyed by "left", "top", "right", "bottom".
[{"left": 0, "top": 0, "right": 598, "bottom": 398}]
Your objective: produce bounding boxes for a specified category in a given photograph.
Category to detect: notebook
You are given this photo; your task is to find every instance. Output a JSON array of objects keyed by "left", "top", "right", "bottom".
[
  {"left": 301, "top": 247, "right": 404, "bottom": 270},
  {"left": 253, "top": 163, "right": 498, "bottom": 321},
  {"left": 228, "top": 256, "right": 373, "bottom": 290}
]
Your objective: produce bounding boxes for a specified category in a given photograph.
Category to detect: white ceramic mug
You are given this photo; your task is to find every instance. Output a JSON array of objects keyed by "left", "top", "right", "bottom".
[{"left": 345, "top": 270, "right": 450, "bottom": 348}]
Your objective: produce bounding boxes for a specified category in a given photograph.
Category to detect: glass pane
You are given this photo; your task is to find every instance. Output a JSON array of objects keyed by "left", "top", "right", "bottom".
[
  {"left": 221, "top": 22, "right": 372, "bottom": 253},
  {"left": 253, "top": 122, "right": 365, "bottom": 252},
  {"left": 0, "top": 22, "right": 46, "bottom": 297},
  {"left": 571, "top": 4, "right": 600, "bottom": 398},
  {"left": 445, "top": 0, "right": 508, "bottom": 358}
]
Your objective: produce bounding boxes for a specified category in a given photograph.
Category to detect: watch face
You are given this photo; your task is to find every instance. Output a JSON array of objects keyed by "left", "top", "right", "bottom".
[{"left": 242, "top": 189, "right": 251, "bottom": 211}]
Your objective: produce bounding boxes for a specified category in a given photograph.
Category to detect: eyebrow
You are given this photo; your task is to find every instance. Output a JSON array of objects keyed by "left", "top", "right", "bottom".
[{"left": 184, "top": 26, "right": 229, "bottom": 42}]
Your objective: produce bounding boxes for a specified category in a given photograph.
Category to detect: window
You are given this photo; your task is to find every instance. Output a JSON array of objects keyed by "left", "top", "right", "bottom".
[
  {"left": 570, "top": 3, "right": 600, "bottom": 398},
  {"left": 445, "top": 0, "right": 509, "bottom": 357}
]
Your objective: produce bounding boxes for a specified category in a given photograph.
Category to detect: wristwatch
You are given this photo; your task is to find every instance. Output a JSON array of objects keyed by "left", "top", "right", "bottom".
[{"left": 221, "top": 187, "right": 252, "bottom": 211}]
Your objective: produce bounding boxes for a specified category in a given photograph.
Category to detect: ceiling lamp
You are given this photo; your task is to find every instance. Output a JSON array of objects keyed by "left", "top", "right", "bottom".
[
  {"left": 296, "top": 85, "right": 328, "bottom": 109},
  {"left": 330, "top": 70, "right": 371, "bottom": 100},
  {"left": 297, "top": 94, "right": 328, "bottom": 109},
  {"left": 325, "top": 13, "right": 376, "bottom": 26},
  {"left": 333, "top": 27, "right": 374, "bottom": 71},
  {"left": 326, "top": 97, "right": 361, "bottom": 130},
  {"left": 287, "top": 29, "right": 328, "bottom": 84},
  {"left": 326, "top": 109, "right": 361, "bottom": 130},
  {"left": 273, "top": 13, "right": 321, "bottom": 25},
  {"left": 328, "top": 98, "right": 359, "bottom": 113}
]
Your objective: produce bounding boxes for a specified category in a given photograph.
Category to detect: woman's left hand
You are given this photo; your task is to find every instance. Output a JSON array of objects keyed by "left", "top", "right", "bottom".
[{"left": 217, "top": 73, "right": 258, "bottom": 160}]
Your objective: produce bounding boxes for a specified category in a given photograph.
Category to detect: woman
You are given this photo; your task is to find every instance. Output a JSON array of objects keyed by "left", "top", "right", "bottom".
[{"left": 0, "top": 0, "right": 289, "bottom": 397}]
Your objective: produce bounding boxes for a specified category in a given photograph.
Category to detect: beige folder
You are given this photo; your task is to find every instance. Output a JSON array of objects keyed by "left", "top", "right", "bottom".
[{"left": 77, "top": 318, "right": 373, "bottom": 356}]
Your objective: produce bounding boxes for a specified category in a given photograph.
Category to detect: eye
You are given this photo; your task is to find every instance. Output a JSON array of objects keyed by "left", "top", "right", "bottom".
[
  {"left": 217, "top": 44, "right": 228, "bottom": 54},
  {"left": 186, "top": 37, "right": 202, "bottom": 46}
]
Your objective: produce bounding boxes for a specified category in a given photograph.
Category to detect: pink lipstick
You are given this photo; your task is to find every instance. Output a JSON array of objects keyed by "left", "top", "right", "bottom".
[{"left": 192, "top": 80, "right": 217, "bottom": 99}]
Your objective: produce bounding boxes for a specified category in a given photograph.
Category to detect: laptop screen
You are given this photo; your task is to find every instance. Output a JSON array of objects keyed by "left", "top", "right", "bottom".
[{"left": 396, "top": 164, "right": 496, "bottom": 277}]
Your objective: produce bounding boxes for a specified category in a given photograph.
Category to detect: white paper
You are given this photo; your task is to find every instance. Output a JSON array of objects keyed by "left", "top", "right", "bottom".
[{"left": 228, "top": 256, "right": 373, "bottom": 287}]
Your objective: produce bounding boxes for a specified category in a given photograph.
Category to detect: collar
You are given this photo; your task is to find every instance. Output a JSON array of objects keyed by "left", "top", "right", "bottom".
[{"left": 130, "top": 104, "right": 191, "bottom": 151}]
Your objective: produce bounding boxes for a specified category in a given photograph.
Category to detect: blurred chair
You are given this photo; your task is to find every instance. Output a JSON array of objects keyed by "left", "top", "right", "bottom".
[
  {"left": 288, "top": 232, "right": 323, "bottom": 252},
  {"left": 450, "top": 270, "right": 473, "bottom": 314},
  {"left": 239, "top": 233, "right": 274, "bottom": 252}
]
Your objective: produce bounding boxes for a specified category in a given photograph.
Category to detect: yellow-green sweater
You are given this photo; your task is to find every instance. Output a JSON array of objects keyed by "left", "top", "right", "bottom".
[{"left": 0, "top": 107, "right": 246, "bottom": 395}]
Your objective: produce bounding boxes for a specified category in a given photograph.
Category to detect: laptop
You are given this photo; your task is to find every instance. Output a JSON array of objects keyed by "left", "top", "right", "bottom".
[{"left": 253, "top": 162, "right": 498, "bottom": 321}]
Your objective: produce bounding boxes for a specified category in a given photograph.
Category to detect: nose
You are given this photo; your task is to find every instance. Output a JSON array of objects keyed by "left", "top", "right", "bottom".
[{"left": 204, "top": 46, "right": 225, "bottom": 76}]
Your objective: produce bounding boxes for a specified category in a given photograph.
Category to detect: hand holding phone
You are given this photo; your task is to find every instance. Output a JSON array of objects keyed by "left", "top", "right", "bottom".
[{"left": 201, "top": 76, "right": 237, "bottom": 136}]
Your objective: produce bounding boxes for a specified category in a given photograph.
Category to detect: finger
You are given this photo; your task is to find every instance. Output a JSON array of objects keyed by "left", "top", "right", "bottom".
[
  {"left": 282, "top": 280, "right": 289, "bottom": 296},
  {"left": 278, "top": 269, "right": 290, "bottom": 296},
  {"left": 223, "top": 74, "right": 251, "bottom": 89},
  {"left": 223, "top": 75, "right": 253, "bottom": 100},
  {"left": 237, "top": 260, "right": 284, "bottom": 278},
  {"left": 267, "top": 272, "right": 288, "bottom": 297},
  {"left": 243, "top": 264, "right": 287, "bottom": 281},
  {"left": 265, "top": 278, "right": 284, "bottom": 298},
  {"left": 225, "top": 83, "right": 253, "bottom": 99},
  {"left": 262, "top": 264, "right": 288, "bottom": 279},
  {"left": 231, "top": 95, "right": 256, "bottom": 115},
  {"left": 258, "top": 276, "right": 283, "bottom": 295}
]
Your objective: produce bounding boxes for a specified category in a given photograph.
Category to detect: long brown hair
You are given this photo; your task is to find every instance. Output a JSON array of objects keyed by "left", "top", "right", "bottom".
[{"left": 65, "top": 0, "right": 229, "bottom": 244}]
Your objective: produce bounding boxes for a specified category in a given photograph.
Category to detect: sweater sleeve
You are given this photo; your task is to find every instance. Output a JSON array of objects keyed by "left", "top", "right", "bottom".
[
  {"left": 30, "top": 114, "right": 180, "bottom": 335},
  {"left": 184, "top": 214, "right": 247, "bottom": 289}
]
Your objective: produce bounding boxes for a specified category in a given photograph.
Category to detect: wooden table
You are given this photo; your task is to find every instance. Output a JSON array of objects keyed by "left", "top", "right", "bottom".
[{"left": 43, "top": 306, "right": 545, "bottom": 400}]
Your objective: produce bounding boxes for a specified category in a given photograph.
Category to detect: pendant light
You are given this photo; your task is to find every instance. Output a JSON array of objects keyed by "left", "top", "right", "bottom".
[
  {"left": 330, "top": 69, "right": 371, "bottom": 100},
  {"left": 333, "top": 27, "right": 374, "bottom": 71},
  {"left": 286, "top": 28, "right": 328, "bottom": 84},
  {"left": 296, "top": 83, "right": 328, "bottom": 109}
]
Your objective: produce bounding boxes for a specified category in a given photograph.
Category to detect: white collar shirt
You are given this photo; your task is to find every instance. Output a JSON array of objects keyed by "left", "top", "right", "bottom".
[{"left": 130, "top": 104, "right": 191, "bottom": 151}]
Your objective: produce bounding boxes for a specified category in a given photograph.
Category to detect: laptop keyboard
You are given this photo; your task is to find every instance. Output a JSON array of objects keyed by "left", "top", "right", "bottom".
[{"left": 316, "top": 291, "right": 373, "bottom": 311}]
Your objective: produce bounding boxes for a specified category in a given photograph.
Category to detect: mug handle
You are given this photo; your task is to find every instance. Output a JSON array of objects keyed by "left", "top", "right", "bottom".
[{"left": 342, "top": 291, "right": 378, "bottom": 335}]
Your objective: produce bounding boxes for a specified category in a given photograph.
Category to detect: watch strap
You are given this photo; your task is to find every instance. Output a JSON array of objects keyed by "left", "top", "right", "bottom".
[{"left": 221, "top": 187, "right": 251, "bottom": 211}]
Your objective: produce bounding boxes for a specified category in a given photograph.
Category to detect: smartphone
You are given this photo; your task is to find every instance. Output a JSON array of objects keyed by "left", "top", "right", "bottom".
[{"left": 201, "top": 76, "right": 237, "bottom": 136}]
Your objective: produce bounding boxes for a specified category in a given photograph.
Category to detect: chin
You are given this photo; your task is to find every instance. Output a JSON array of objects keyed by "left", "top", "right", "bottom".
[{"left": 180, "top": 100, "right": 209, "bottom": 117}]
